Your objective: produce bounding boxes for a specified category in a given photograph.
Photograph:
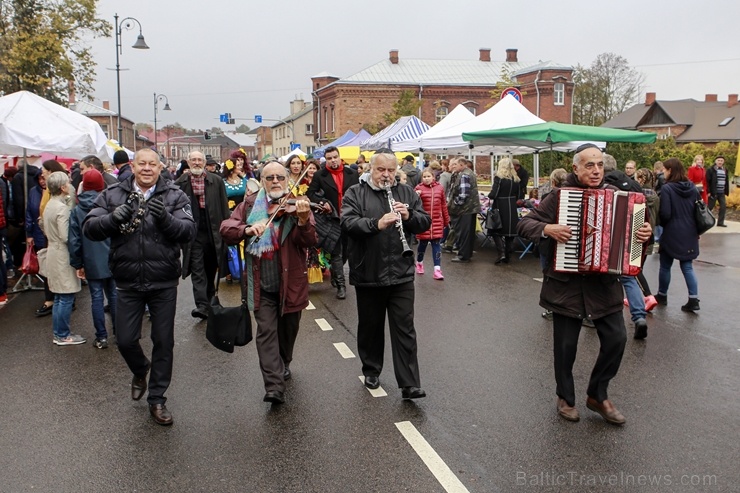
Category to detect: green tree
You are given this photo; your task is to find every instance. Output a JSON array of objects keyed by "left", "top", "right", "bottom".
[
  {"left": 382, "top": 89, "right": 422, "bottom": 125},
  {"left": 0, "top": 0, "right": 110, "bottom": 104},
  {"left": 135, "top": 122, "right": 153, "bottom": 132},
  {"left": 487, "top": 65, "right": 526, "bottom": 108},
  {"left": 572, "top": 53, "right": 645, "bottom": 126},
  {"left": 235, "top": 123, "right": 251, "bottom": 133}
]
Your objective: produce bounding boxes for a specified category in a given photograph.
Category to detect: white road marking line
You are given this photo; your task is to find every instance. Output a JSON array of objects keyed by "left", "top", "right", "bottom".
[
  {"left": 315, "top": 318, "right": 333, "bottom": 331},
  {"left": 395, "top": 421, "right": 470, "bottom": 493},
  {"left": 306, "top": 301, "right": 315, "bottom": 310},
  {"left": 333, "top": 342, "right": 355, "bottom": 359},
  {"left": 357, "top": 376, "right": 387, "bottom": 397}
]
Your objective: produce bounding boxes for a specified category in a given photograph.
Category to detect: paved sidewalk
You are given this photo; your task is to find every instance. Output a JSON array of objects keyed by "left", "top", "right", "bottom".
[{"left": 705, "top": 219, "right": 740, "bottom": 234}]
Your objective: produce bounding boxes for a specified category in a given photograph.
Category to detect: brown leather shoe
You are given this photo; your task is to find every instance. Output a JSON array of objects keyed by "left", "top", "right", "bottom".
[
  {"left": 557, "top": 398, "right": 580, "bottom": 422},
  {"left": 586, "top": 397, "right": 626, "bottom": 426},
  {"left": 131, "top": 365, "right": 150, "bottom": 401},
  {"left": 149, "top": 403, "right": 173, "bottom": 426}
]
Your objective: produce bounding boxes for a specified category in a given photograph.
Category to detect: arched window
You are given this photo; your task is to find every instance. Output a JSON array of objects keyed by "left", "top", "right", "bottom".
[{"left": 435, "top": 106, "right": 448, "bottom": 122}]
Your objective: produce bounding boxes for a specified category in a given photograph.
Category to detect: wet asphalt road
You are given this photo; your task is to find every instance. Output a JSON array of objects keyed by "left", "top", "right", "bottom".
[{"left": 1, "top": 225, "right": 739, "bottom": 493}]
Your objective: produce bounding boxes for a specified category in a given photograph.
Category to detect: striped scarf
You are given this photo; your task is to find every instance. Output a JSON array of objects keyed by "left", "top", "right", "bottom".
[{"left": 245, "top": 188, "right": 281, "bottom": 259}]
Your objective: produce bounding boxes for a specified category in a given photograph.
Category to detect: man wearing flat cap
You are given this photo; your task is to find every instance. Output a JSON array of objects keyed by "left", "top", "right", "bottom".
[
  {"left": 175, "top": 150, "right": 230, "bottom": 319},
  {"left": 518, "top": 144, "right": 652, "bottom": 426}
]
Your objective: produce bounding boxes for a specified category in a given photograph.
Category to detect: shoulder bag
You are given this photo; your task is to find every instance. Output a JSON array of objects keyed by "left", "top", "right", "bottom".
[
  {"left": 206, "top": 243, "right": 253, "bottom": 353},
  {"left": 694, "top": 199, "right": 715, "bottom": 235}
]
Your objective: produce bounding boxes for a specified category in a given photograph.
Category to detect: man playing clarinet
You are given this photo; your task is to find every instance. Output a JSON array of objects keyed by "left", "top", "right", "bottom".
[
  {"left": 518, "top": 144, "right": 652, "bottom": 425},
  {"left": 341, "top": 149, "right": 431, "bottom": 400}
]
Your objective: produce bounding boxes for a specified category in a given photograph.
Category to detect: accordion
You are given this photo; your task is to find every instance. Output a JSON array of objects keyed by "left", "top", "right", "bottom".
[{"left": 554, "top": 188, "right": 646, "bottom": 275}]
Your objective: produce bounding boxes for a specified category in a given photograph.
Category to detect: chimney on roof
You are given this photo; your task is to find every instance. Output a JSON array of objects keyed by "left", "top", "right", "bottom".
[
  {"left": 479, "top": 48, "right": 491, "bottom": 62},
  {"left": 506, "top": 48, "right": 518, "bottom": 63},
  {"left": 645, "top": 92, "right": 656, "bottom": 106},
  {"left": 68, "top": 80, "right": 76, "bottom": 105},
  {"left": 728, "top": 94, "right": 738, "bottom": 108},
  {"left": 102, "top": 100, "right": 110, "bottom": 110},
  {"left": 705, "top": 94, "right": 718, "bottom": 102},
  {"left": 389, "top": 49, "right": 399, "bottom": 64}
]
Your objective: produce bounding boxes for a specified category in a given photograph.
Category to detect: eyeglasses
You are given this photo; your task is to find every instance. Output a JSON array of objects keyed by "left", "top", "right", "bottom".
[{"left": 263, "top": 175, "right": 286, "bottom": 182}]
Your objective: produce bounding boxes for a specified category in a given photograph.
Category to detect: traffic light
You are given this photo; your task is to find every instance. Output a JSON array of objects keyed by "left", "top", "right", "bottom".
[{"left": 204, "top": 131, "right": 211, "bottom": 140}]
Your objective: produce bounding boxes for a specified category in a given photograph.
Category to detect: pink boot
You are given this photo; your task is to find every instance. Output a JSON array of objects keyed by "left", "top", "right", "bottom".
[
  {"left": 644, "top": 295, "right": 658, "bottom": 312},
  {"left": 433, "top": 269, "right": 444, "bottom": 280},
  {"left": 415, "top": 262, "right": 424, "bottom": 275}
]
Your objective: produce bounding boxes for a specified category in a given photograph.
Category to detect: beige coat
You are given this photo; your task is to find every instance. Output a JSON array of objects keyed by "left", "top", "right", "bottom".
[{"left": 42, "top": 195, "right": 81, "bottom": 294}]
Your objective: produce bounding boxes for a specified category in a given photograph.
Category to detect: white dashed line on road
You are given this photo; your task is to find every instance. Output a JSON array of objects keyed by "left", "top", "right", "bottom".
[
  {"left": 333, "top": 342, "right": 355, "bottom": 359},
  {"left": 315, "top": 318, "right": 333, "bottom": 331},
  {"left": 395, "top": 421, "right": 470, "bottom": 493},
  {"left": 357, "top": 376, "right": 387, "bottom": 397},
  {"left": 307, "top": 301, "right": 315, "bottom": 310}
]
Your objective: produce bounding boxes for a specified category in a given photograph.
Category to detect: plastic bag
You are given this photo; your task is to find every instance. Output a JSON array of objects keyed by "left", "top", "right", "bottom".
[{"left": 21, "top": 243, "right": 39, "bottom": 275}]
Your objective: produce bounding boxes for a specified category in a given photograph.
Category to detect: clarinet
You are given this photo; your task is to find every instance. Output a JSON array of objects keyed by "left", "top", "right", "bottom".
[{"left": 385, "top": 186, "right": 415, "bottom": 258}]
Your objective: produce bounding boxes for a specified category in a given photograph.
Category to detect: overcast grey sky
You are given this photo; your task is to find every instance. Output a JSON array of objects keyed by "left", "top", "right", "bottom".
[{"left": 89, "top": 0, "right": 740, "bottom": 132}]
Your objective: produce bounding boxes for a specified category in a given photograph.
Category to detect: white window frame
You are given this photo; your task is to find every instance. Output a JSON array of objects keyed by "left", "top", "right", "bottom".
[
  {"left": 554, "top": 83, "right": 565, "bottom": 106},
  {"left": 435, "top": 106, "right": 448, "bottom": 122}
]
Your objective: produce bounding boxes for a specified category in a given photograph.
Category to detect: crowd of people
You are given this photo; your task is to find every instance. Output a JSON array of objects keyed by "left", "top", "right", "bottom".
[{"left": 0, "top": 143, "right": 728, "bottom": 427}]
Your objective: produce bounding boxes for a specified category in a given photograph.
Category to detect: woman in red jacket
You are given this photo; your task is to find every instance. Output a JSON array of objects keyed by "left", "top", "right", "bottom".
[
  {"left": 414, "top": 169, "right": 450, "bottom": 280},
  {"left": 687, "top": 154, "right": 708, "bottom": 204}
]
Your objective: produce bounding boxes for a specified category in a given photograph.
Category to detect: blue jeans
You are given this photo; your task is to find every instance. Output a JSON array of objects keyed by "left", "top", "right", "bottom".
[
  {"left": 658, "top": 251, "right": 698, "bottom": 298},
  {"left": 52, "top": 293, "right": 75, "bottom": 338},
  {"left": 417, "top": 239, "right": 442, "bottom": 267},
  {"left": 88, "top": 278, "right": 116, "bottom": 339},
  {"left": 620, "top": 276, "right": 646, "bottom": 323},
  {"left": 653, "top": 225, "right": 663, "bottom": 243}
]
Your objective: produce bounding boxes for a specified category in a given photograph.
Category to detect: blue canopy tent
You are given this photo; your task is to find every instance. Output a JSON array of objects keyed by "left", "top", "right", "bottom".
[
  {"left": 340, "top": 129, "right": 372, "bottom": 147},
  {"left": 313, "top": 130, "right": 356, "bottom": 158}
]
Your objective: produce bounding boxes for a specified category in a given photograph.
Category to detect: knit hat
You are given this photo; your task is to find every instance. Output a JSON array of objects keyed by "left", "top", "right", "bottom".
[
  {"left": 113, "top": 150, "right": 130, "bottom": 166},
  {"left": 82, "top": 169, "right": 105, "bottom": 192}
]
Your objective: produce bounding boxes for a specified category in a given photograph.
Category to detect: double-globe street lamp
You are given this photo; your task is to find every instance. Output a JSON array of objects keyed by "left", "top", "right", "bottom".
[
  {"left": 153, "top": 93, "right": 171, "bottom": 160},
  {"left": 114, "top": 13, "right": 149, "bottom": 146}
]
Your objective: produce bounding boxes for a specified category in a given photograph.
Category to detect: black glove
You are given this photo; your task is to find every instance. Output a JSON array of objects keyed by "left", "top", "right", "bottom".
[
  {"left": 112, "top": 203, "right": 134, "bottom": 225},
  {"left": 148, "top": 197, "right": 167, "bottom": 222}
]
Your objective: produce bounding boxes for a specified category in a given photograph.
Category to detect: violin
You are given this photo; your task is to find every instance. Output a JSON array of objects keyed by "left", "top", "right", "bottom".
[{"left": 266, "top": 196, "right": 323, "bottom": 217}]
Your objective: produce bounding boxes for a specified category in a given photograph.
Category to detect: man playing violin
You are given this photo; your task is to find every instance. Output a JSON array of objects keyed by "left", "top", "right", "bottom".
[{"left": 220, "top": 162, "right": 317, "bottom": 405}]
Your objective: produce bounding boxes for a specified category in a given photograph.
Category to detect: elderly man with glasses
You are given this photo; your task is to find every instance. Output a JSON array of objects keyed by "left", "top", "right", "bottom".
[
  {"left": 518, "top": 144, "right": 652, "bottom": 426},
  {"left": 220, "top": 162, "right": 317, "bottom": 405}
]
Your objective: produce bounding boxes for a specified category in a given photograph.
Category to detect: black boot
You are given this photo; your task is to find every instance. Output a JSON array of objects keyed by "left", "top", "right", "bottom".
[
  {"left": 493, "top": 236, "right": 506, "bottom": 264},
  {"left": 681, "top": 298, "right": 700, "bottom": 312}
]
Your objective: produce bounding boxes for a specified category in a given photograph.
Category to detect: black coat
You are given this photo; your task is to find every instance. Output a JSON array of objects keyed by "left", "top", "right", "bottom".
[
  {"left": 488, "top": 176, "right": 521, "bottom": 236},
  {"left": 341, "top": 179, "right": 431, "bottom": 287},
  {"left": 175, "top": 171, "right": 230, "bottom": 277},
  {"left": 307, "top": 166, "right": 359, "bottom": 212},
  {"left": 659, "top": 181, "right": 700, "bottom": 261},
  {"left": 706, "top": 165, "right": 730, "bottom": 197},
  {"left": 83, "top": 176, "right": 196, "bottom": 291}
]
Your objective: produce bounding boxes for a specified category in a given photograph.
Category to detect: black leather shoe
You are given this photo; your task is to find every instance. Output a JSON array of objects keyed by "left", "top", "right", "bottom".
[
  {"left": 263, "top": 391, "right": 285, "bottom": 404},
  {"left": 336, "top": 286, "right": 346, "bottom": 299},
  {"left": 35, "top": 303, "right": 53, "bottom": 317},
  {"left": 401, "top": 387, "right": 426, "bottom": 399},
  {"left": 634, "top": 320, "right": 648, "bottom": 340},
  {"left": 450, "top": 257, "right": 470, "bottom": 263},
  {"left": 191, "top": 307, "right": 208, "bottom": 320},
  {"left": 149, "top": 404, "right": 173, "bottom": 426},
  {"left": 364, "top": 376, "right": 380, "bottom": 389},
  {"left": 131, "top": 365, "right": 150, "bottom": 401},
  {"left": 283, "top": 367, "right": 292, "bottom": 380}
]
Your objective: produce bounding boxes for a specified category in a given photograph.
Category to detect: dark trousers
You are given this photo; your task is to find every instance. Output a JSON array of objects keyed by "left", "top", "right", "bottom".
[
  {"left": 254, "top": 290, "right": 302, "bottom": 393},
  {"left": 552, "top": 311, "right": 626, "bottom": 406},
  {"left": 330, "top": 235, "right": 348, "bottom": 287},
  {"left": 116, "top": 287, "right": 177, "bottom": 405},
  {"left": 356, "top": 282, "right": 420, "bottom": 388},
  {"left": 708, "top": 193, "right": 726, "bottom": 225},
  {"left": 190, "top": 229, "right": 218, "bottom": 310},
  {"left": 452, "top": 213, "right": 476, "bottom": 260}
]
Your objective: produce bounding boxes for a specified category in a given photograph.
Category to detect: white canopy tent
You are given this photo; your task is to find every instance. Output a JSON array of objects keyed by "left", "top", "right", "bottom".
[
  {"left": 393, "top": 104, "right": 476, "bottom": 152},
  {"left": 360, "top": 115, "right": 431, "bottom": 151}
]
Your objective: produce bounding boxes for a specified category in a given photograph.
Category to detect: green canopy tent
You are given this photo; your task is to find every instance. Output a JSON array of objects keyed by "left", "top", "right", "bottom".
[{"left": 463, "top": 121, "right": 656, "bottom": 184}]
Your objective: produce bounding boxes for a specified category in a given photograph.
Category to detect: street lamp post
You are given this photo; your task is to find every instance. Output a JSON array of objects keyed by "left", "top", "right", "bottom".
[
  {"left": 114, "top": 13, "right": 149, "bottom": 147},
  {"left": 153, "top": 93, "right": 171, "bottom": 160}
]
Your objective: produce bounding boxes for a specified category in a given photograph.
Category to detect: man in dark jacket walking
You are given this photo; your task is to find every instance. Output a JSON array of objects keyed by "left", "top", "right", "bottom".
[
  {"left": 307, "top": 146, "right": 359, "bottom": 299},
  {"left": 175, "top": 151, "right": 230, "bottom": 319},
  {"left": 341, "top": 150, "right": 431, "bottom": 399},
  {"left": 113, "top": 150, "right": 133, "bottom": 183},
  {"left": 83, "top": 148, "right": 196, "bottom": 426},
  {"left": 518, "top": 144, "right": 652, "bottom": 426},
  {"left": 220, "top": 162, "right": 317, "bottom": 405},
  {"left": 706, "top": 155, "right": 729, "bottom": 227}
]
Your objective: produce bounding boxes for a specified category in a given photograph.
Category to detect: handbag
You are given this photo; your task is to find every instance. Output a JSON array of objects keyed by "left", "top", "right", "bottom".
[
  {"left": 206, "top": 243, "right": 252, "bottom": 353},
  {"left": 226, "top": 244, "right": 243, "bottom": 279},
  {"left": 485, "top": 207, "right": 502, "bottom": 231},
  {"left": 694, "top": 199, "right": 715, "bottom": 235},
  {"left": 21, "top": 243, "right": 39, "bottom": 275}
]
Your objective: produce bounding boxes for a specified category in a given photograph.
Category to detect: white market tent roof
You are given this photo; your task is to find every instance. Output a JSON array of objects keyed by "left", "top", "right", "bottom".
[
  {"left": 393, "top": 104, "right": 476, "bottom": 152},
  {"left": 0, "top": 90, "right": 108, "bottom": 159},
  {"left": 360, "top": 115, "right": 431, "bottom": 151}
]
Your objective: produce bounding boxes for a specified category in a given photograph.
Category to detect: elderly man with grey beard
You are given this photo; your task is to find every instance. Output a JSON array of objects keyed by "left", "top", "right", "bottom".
[
  {"left": 220, "top": 162, "right": 317, "bottom": 405},
  {"left": 175, "top": 151, "right": 230, "bottom": 320}
]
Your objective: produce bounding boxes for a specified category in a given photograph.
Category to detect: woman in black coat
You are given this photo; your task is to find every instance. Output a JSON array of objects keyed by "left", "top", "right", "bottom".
[
  {"left": 487, "top": 158, "right": 521, "bottom": 264},
  {"left": 655, "top": 158, "right": 701, "bottom": 312}
]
